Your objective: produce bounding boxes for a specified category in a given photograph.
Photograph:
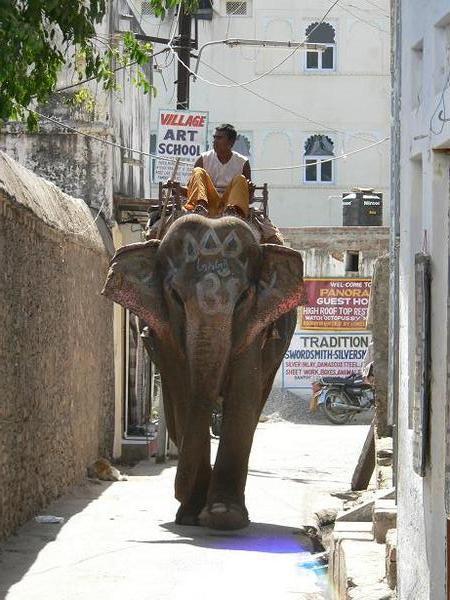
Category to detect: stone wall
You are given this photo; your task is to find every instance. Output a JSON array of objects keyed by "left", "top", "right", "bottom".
[
  {"left": 0, "top": 152, "right": 114, "bottom": 540},
  {"left": 280, "top": 226, "right": 390, "bottom": 277}
]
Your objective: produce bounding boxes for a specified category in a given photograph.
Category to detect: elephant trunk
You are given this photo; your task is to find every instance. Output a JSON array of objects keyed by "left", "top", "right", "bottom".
[{"left": 174, "top": 314, "right": 232, "bottom": 503}]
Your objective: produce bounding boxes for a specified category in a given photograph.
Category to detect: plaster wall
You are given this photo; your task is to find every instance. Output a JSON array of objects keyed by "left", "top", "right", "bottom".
[
  {"left": 0, "top": 153, "right": 115, "bottom": 541},
  {"left": 0, "top": 0, "right": 152, "bottom": 221},
  {"left": 147, "top": 0, "right": 390, "bottom": 227},
  {"left": 395, "top": 1, "right": 450, "bottom": 598}
]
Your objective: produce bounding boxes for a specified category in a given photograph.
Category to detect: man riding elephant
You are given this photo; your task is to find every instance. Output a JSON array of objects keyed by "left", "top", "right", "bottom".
[
  {"left": 177, "top": 123, "right": 253, "bottom": 219},
  {"left": 102, "top": 214, "right": 306, "bottom": 531}
]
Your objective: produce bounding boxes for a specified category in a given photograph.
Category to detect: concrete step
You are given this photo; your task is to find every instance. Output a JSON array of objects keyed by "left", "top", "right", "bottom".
[
  {"left": 329, "top": 521, "right": 395, "bottom": 599},
  {"left": 385, "top": 528, "right": 397, "bottom": 590},
  {"left": 373, "top": 499, "right": 397, "bottom": 543},
  {"left": 336, "top": 487, "right": 395, "bottom": 523}
]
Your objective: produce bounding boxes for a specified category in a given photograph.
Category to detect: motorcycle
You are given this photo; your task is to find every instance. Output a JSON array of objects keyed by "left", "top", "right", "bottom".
[
  {"left": 210, "top": 396, "right": 224, "bottom": 437},
  {"left": 312, "top": 372, "right": 375, "bottom": 425}
]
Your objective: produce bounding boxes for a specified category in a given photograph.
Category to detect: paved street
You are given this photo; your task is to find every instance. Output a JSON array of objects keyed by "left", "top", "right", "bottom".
[{"left": 0, "top": 419, "right": 369, "bottom": 600}]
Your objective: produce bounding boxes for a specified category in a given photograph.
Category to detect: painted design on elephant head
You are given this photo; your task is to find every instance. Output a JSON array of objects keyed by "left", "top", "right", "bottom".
[{"left": 180, "top": 226, "right": 249, "bottom": 315}]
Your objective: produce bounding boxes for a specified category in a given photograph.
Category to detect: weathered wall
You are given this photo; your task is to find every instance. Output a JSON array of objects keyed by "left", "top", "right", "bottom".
[
  {"left": 395, "top": 2, "right": 450, "bottom": 598},
  {"left": 0, "top": 122, "right": 113, "bottom": 220},
  {"left": 280, "top": 226, "right": 390, "bottom": 277},
  {"left": 0, "top": 1, "right": 153, "bottom": 223},
  {"left": 367, "top": 254, "right": 390, "bottom": 438},
  {"left": 0, "top": 152, "right": 115, "bottom": 541}
]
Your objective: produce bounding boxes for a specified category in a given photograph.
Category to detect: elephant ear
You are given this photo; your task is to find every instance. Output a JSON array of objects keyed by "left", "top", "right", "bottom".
[
  {"left": 237, "top": 244, "right": 307, "bottom": 353},
  {"left": 102, "top": 240, "right": 171, "bottom": 343}
]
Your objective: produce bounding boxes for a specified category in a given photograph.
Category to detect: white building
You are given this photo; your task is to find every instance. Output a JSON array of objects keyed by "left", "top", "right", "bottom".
[
  {"left": 139, "top": 0, "right": 391, "bottom": 227},
  {"left": 392, "top": 0, "right": 450, "bottom": 598}
]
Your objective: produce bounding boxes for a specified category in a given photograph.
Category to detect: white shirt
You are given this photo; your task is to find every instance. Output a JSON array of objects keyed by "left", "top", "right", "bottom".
[{"left": 202, "top": 149, "right": 247, "bottom": 194}]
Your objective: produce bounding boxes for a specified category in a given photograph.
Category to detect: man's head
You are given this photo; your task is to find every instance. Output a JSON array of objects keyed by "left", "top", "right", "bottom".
[{"left": 213, "top": 124, "right": 237, "bottom": 154}]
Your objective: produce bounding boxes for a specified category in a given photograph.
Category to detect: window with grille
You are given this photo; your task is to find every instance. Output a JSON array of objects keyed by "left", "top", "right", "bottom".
[
  {"left": 304, "top": 22, "right": 336, "bottom": 71},
  {"left": 304, "top": 135, "right": 334, "bottom": 183},
  {"left": 226, "top": 1, "right": 247, "bottom": 16}
]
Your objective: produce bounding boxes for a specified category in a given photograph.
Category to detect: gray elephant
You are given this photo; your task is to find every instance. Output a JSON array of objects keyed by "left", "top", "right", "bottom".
[{"left": 102, "top": 214, "right": 305, "bottom": 530}]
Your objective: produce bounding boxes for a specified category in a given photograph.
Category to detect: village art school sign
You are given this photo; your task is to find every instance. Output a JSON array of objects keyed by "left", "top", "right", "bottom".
[
  {"left": 154, "top": 109, "right": 209, "bottom": 185},
  {"left": 282, "top": 278, "right": 372, "bottom": 389}
]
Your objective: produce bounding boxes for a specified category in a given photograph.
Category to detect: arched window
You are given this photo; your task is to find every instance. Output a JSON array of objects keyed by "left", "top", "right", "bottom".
[
  {"left": 305, "top": 22, "right": 335, "bottom": 71},
  {"left": 234, "top": 134, "right": 251, "bottom": 160},
  {"left": 304, "top": 135, "right": 334, "bottom": 183}
]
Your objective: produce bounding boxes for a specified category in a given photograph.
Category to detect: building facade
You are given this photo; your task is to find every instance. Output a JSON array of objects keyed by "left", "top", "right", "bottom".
[
  {"left": 142, "top": 0, "right": 390, "bottom": 227},
  {"left": 392, "top": 0, "right": 450, "bottom": 598},
  {"left": 0, "top": 0, "right": 153, "bottom": 221}
]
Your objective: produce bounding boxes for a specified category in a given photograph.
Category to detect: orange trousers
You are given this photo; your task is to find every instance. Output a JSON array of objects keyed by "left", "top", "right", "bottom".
[{"left": 184, "top": 167, "right": 250, "bottom": 217}]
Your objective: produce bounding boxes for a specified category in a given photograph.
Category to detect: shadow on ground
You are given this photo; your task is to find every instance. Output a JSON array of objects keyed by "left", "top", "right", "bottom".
[
  {"left": 0, "top": 480, "right": 118, "bottom": 595},
  {"left": 130, "top": 520, "right": 316, "bottom": 554}
]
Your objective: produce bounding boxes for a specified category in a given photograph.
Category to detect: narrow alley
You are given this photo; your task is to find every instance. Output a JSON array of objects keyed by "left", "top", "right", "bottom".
[{"left": 0, "top": 419, "right": 368, "bottom": 600}]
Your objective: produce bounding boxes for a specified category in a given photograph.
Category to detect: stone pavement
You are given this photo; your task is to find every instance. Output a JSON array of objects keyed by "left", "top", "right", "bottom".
[{"left": 0, "top": 420, "right": 369, "bottom": 600}]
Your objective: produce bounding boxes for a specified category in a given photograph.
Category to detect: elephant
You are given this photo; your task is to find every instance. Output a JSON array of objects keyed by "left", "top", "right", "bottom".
[{"left": 102, "top": 214, "right": 306, "bottom": 530}]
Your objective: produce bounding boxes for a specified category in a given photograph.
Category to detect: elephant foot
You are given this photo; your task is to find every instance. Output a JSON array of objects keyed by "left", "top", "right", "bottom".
[
  {"left": 198, "top": 502, "right": 249, "bottom": 531},
  {"left": 175, "top": 505, "right": 202, "bottom": 526}
]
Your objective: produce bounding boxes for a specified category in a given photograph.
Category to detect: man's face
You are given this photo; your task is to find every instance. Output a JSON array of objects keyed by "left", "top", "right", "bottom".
[{"left": 213, "top": 130, "right": 233, "bottom": 154}]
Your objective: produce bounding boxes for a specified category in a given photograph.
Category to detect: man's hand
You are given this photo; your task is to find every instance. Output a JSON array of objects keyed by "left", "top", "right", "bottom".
[
  {"left": 165, "top": 179, "right": 187, "bottom": 197},
  {"left": 247, "top": 179, "right": 256, "bottom": 200}
]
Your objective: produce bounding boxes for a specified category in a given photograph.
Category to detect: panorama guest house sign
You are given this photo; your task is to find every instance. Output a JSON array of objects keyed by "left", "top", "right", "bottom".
[
  {"left": 282, "top": 278, "right": 372, "bottom": 389},
  {"left": 154, "top": 109, "right": 209, "bottom": 185}
]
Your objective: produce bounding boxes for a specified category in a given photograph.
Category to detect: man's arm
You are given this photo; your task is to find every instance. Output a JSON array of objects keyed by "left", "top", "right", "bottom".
[
  {"left": 167, "top": 156, "right": 202, "bottom": 197},
  {"left": 243, "top": 160, "right": 255, "bottom": 199}
]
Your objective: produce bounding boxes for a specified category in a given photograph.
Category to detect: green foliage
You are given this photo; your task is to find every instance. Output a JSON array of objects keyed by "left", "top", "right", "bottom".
[
  {"left": 0, "top": 1, "right": 154, "bottom": 128},
  {"left": 147, "top": 0, "right": 199, "bottom": 18}
]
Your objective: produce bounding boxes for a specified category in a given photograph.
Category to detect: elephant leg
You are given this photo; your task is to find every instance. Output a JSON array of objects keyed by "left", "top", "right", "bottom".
[
  {"left": 200, "top": 344, "right": 262, "bottom": 530},
  {"left": 258, "top": 312, "right": 297, "bottom": 415},
  {"left": 175, "top": 429, "right": 212, "bottom": 526}
]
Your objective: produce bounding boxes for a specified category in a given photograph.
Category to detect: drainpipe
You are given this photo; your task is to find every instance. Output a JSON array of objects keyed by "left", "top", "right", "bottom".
[{"left": 389, "top": 0, "right": 402, "bottom": 494}]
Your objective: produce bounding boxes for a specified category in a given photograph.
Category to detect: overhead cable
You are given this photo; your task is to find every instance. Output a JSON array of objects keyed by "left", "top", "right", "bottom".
[
  {"left": 252, "top": 136, "right": 390, "bottom": 172},
  {"left": 29, "top": 108, "right": 389, "bottom": 174},
  {"left": 168, "top": 0, "right": 342, "bottom": 88},
  {"left": 199, "top": 57, "right": 382, "bottom": 143}
]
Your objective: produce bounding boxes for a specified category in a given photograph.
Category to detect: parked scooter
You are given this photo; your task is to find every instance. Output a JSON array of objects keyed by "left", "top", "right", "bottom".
[
  {"left": 210, "top": 396, "right": 223, "bottom": 437},
  {"left": 312, "top": 372, "right": 375, "bottom": 424}
]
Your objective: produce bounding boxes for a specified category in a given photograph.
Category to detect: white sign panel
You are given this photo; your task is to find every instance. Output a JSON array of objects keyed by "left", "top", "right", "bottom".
[
  {"left": 154, "top": 109, "right": 209, "bottom": 185},
  {"left": 282, "top": 332, "right": 372, "bottom": 389}
]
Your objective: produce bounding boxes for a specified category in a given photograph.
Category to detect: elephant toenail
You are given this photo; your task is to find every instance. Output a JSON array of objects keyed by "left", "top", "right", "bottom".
[{"left": 211, "top": 503, "right": 227, "bottom": 513}]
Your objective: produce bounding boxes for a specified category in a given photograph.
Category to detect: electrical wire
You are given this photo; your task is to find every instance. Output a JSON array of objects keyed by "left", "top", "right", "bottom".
[
  {"left": 430, "top": 70, "right": 450, "bottom": 136},
  {"left": 340, "top": 4, "right": 389, "bottom": 33},
  {"left": 252, "top": 136, "right": 389, "bottom": 172},
  {"left": 69, "top": 195, "right": 109, "bottom": 236},
  {"left": 345, "top": 2, "right": 389, "bottom": 19},
  {"left": 55, "top": 48, "right": 170, "bottom": 93},
  {"left": 168, "top": 0, "right": 342, "bottom": 89},
  {"left": 29, "top": 107, "right": 389, "bottom": 174},
  {"left": 360, "top": 0, "right": 389, "bottom": 15},
  {"left": 29, "top": 109, "right": 192, "bottom": 165},
  {"left": 199, "top": 56, "right": 382, "bottom": 143}
]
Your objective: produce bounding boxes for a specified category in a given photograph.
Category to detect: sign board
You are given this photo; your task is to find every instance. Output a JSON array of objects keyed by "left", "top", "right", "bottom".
[
  {"left": 282, "top": 332, "right": 372, "bottom": 389},
  {"left": 154, "top": 109, "right": 209, "bottom": 185},
  {"left": 300, "top": 278, "right": 371, "bottom": 331}
]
